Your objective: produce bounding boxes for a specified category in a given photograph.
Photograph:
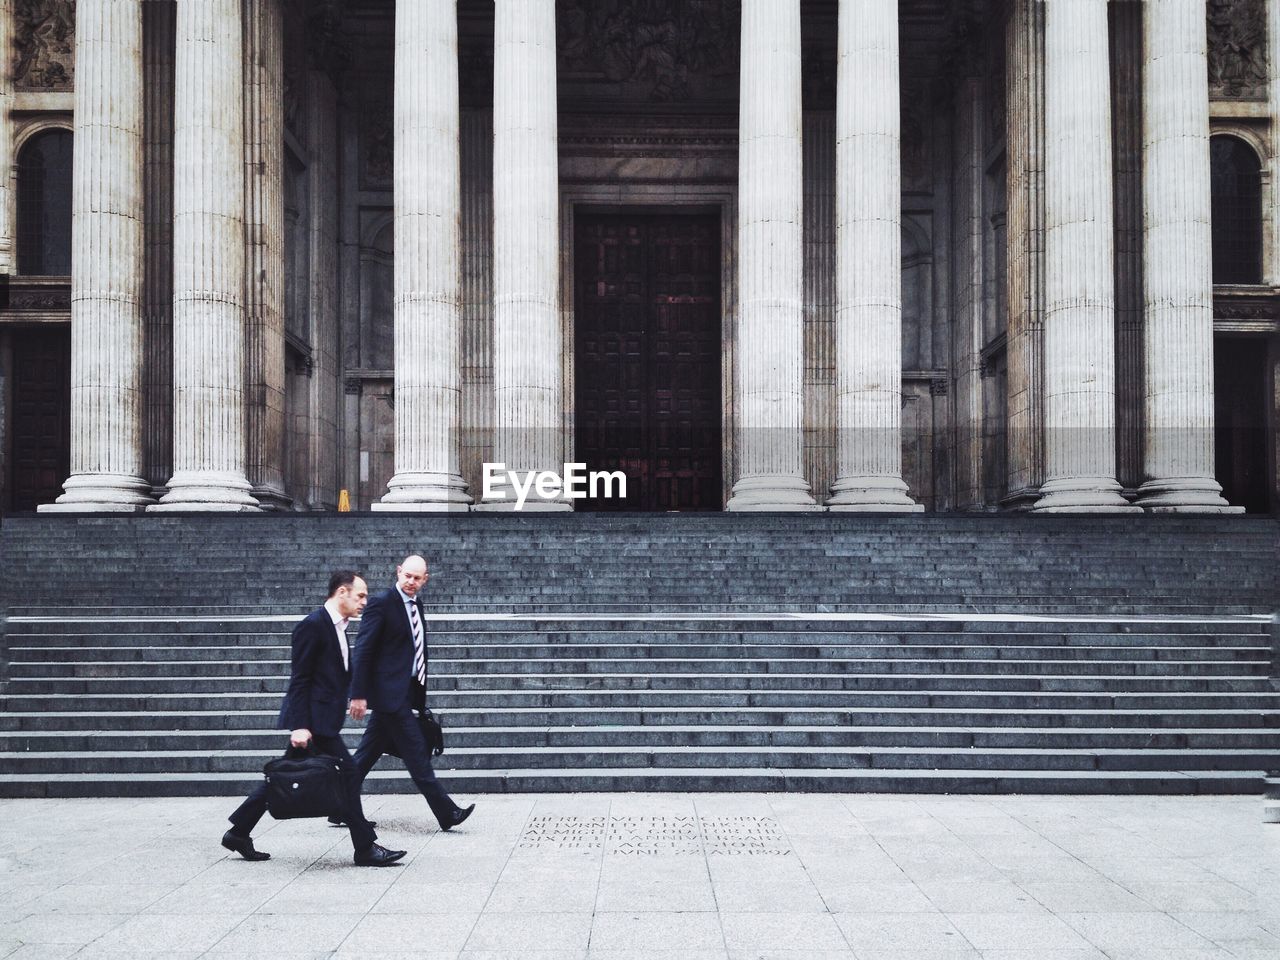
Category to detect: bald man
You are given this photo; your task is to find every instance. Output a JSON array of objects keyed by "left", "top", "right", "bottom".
[{"left": 348, "top": 555, "right": 474, "bottom": 831}]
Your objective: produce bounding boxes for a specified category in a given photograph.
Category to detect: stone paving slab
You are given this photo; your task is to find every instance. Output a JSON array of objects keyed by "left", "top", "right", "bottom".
[{"left": 0, "top": 794, "right": 1276, "bottom": 959}]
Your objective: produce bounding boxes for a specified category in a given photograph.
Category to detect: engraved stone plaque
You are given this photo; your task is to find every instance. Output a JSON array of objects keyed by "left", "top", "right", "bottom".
[{"left": 518, "top": 815, "right": 792, "bottom": 856}]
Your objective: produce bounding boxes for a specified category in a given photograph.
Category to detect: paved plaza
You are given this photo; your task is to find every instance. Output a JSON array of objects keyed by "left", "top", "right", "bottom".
[{"left": 1, "top": 793, "right": 1277, "bottom": 960}]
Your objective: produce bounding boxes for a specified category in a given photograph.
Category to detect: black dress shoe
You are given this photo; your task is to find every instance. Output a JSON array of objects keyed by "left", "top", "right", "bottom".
[
  {"left": 221, "top": 830, "right": 270, "bottom": 861},
  {"left": 328, "top": 815, "right": 377, "bottom": 829},
  {"left": 353, "top": 843, "right": 406, "bottom": 867},
  {"left": 441, "top": 803, "right": 475, "bottom": 831}
]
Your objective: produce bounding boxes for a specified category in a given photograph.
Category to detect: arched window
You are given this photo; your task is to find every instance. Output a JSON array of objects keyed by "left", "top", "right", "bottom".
[
  {"left": 17, "top": 129, "right": 73, "bottom": 276},
  {"left": 1210, "top": 135, "right": 1263, "bottom": 285}
]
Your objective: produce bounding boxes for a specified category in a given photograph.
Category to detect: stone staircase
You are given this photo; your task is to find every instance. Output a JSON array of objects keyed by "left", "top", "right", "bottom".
[{"left": 1, "top": 514, "right": 1277, "bottom": 797}]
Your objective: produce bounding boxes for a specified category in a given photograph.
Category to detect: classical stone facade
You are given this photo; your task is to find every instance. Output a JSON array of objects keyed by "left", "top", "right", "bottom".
[{"left": 0, "top": 0, "right": 1276, "bottom": 514}]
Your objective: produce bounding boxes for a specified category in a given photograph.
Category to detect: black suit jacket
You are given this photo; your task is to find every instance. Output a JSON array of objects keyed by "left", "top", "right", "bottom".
[
  {"left": 349, "top": 587, "right": 426, "bottom": 713},
  {"left": 276, "top": 607, "right": 352, "bottom": 738}
]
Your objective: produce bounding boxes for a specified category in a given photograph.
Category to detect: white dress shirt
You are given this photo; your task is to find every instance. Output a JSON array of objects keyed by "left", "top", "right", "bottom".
[{"left": 323, "top": 598, "right": 350, "bottom": 671}]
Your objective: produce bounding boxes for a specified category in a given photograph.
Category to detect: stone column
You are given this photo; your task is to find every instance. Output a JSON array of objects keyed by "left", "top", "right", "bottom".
[
  {"left": 152, "top": 0, "right": 258, "bottom": 511},
  {"left": 0, "top": 0, "right": 13, "bottom": 274},
  {"left": 374, "top": 0, "right": 471, "bottom": 510},
  {"left": 1033, "top": 0, "right": 1135, "bottom": 512},
  {"left": 306, "top": 67, "right": 341, "bottom": 511},
  {"left": 1134, "top": 0, "right": 1237, "bottom": 512},
  {"left": 1270, "top": 0, "right": 1280, "bottom": 285},
  {"left": 727, "top": 0, "right": 819, "bottom": 511},
  {"left": 243, "top": 0, "right": 288, "bottom": 509},
  {"left": 1004, "top": 0, "right": 1046, "bottom": 509},
  {"left": 480, "top": 0, "right": 566, "bottom": 510},
  {"left": 143, "top": 0, "right": 175, "bottom": 497},
  {"left": 827, "top": 0, "right": 919, "bottom": 511},
  {"left": 42, "top": 0, "right": 153, "bottom": 511}
]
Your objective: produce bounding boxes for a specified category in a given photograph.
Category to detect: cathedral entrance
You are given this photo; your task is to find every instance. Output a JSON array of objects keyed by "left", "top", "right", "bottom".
[
  {"left": 573, "top": 213, "right": 723, "bottom": 511},
  {"left": 6, "top": 327, "right": 70, "bottom": 513},
  {"left": 1214, "top": 336, "right": 1272, "bottom": 513}
]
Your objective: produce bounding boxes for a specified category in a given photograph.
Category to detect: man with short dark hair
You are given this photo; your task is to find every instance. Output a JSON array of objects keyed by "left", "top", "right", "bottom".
[
  {"left": 349, "top": 554, "right": 474, "bottom": 831},
  {"left": 221, "top": 571, "right": 406, "bottom": 867}
]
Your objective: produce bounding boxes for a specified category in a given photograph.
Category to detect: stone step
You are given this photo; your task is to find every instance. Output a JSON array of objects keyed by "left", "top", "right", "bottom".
[
  {"left": 5, "top": 673, "right": 1270, "bottom": 695},
  {"left": 0, "top": 766, "right": 1262, "bottom": 799},
  {"left": 7, "top": 724, "right": 1279, "bottom": 751},
  {"left": 8, "top": 656, "right": 1269, "bottom": 677},
  {"left": 5, "top": 637, "right": 1271, "bottom": 660},
  {"left": 5, "top": 689, "right": 1278, "bottom": 711},
  {"left": 7, "top": 624, "right": 1269, "bottom": 640},
  {"left": 2, "top": 745, "right": 1274, "bottom": 775},
  {"left": 1, "top": 705, "right": 1273, "bottom": 731}
]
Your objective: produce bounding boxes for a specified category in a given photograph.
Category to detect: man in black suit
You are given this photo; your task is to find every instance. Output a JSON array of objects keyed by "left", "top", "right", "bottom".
[
  {"left": 222, "top": 571, "right": 406, "bottom": 867},
  {"left": 349, "top": 554, "right": 475, "bottom": 831}
]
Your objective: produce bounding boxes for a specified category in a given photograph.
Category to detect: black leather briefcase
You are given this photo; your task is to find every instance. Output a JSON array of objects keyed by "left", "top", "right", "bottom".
[
  {"left": 384, "top": 709, "right": 445, "bottom": 759},
  {"left": 263, "top": 746, "right": 346, "bottom": 820},
  {"left": 421, "top": 709, "right": 445, "bottom": 757}
]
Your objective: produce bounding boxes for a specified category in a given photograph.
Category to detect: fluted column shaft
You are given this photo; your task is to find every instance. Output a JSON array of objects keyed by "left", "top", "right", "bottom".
[
  {"left": 43, "top": 0, "right": 153, "bottom": 512},
  {"left": 480, "top": 0, "right": 565, "bottom": 510},
  {"left": 0, "top": 0, "right": 13, "bottom": 274},
  {"left": 726, "top": 0, "right": 818, "bottom": 510},
  {"left": 374, "top": 0, "right": 471, "bottom": 510},
  {"left": 152, "top": 0, "right": 258, "bottom": 511},
  {"left": 1004, "top": 0, "right": 1047, "bottom": 508},
  {"left": 1136, "top": 0, "right": 1237, "bottom": 512},
  {"left": 243, "top": 0, "right": 288, "bottom": 509},
  {"left": 827, "top": 0, "right": 920, "bottom": 512},
  {"left": 1270, "top": 0, "right": 1280, "bottom": 284},
  {"left": 1033, "top": 0, "right": 1135, "bottom": 512}
]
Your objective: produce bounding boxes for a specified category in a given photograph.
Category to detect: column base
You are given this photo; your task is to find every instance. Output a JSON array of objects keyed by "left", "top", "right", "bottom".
[
  {"left": 999, "top": 486, "right": 1042, "bottom": 512},
  {"left": 471, "top": 471, "right": 572, "bottom": 511},
  {"left": 148, "top": 471, "right": 261, "bottom": 512},
  {"left": 1133, "top": 477, "right": 1244, "bottom": 514},
  {"left": 1032, "top": 477, "right": 1141, "bottom": 513},
  {"left": 725, "top": 475, "right": 822, "bottom": 512},
  {"left": 371, "top": 472, "right": 473, "bottom": 512},
  {"left": 472, "top": 500, "right": 573, "bottom": 512},
  {"left": 250, "top": 484, "right": 294, "bottom": 512},
  {"left": 38, "top": 473, "right": 154, "bottom": 513},
  {"left": 826, "top": 475, "right": 924, "bottom": 512}
]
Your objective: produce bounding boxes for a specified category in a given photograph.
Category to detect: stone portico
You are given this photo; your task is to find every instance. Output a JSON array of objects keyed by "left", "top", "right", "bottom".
[{"left": 0, "top": 0, "right": 1275, "bottom": 515}]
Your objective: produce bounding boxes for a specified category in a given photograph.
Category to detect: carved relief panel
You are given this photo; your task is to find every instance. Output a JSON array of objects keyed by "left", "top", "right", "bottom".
[
  {"left": 556, "top": 0, "right": 740, "bottom": 105},
  {"left": 14, "top": 0, "right": 74, "bottom": 90},
  {"left": 1208, "top": 0, "right": 1267, "bottom": 99}
]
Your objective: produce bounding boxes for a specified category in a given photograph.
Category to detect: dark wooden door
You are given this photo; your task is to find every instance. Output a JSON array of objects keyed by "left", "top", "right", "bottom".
[
  {"left": 575, "top": 214, "right": 722, "bottom": 511},
  {"left": 1214, "top": 336, "right": 1271, "bottom": 513},
  {"left": 8, "top": 327, "right": 70, "bottom": 512}
]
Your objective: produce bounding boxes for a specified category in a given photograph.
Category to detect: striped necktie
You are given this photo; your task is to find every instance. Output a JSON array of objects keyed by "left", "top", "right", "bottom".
[{"left": 408, "top": 599, "right": 426, "bottom": 686}]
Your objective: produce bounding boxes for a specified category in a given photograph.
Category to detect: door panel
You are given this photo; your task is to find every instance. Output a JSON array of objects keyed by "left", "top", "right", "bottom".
[
  {"left": 1214, "top": 336, "right": 1270, "bottom": 513},
  {"left": 9, "top": 327, "right": 70, "bottom": 512},
  {"left": 575, "top": 214, "right": 722, "bottom": 511}
]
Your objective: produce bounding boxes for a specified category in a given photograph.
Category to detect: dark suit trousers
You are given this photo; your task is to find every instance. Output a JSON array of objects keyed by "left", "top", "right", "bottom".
[
  {"left": 227, "top": 733, "right": 377, "bottom": 852},
  {"left": 352, "top": 703, "right": 459, "bottom": 828}
]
